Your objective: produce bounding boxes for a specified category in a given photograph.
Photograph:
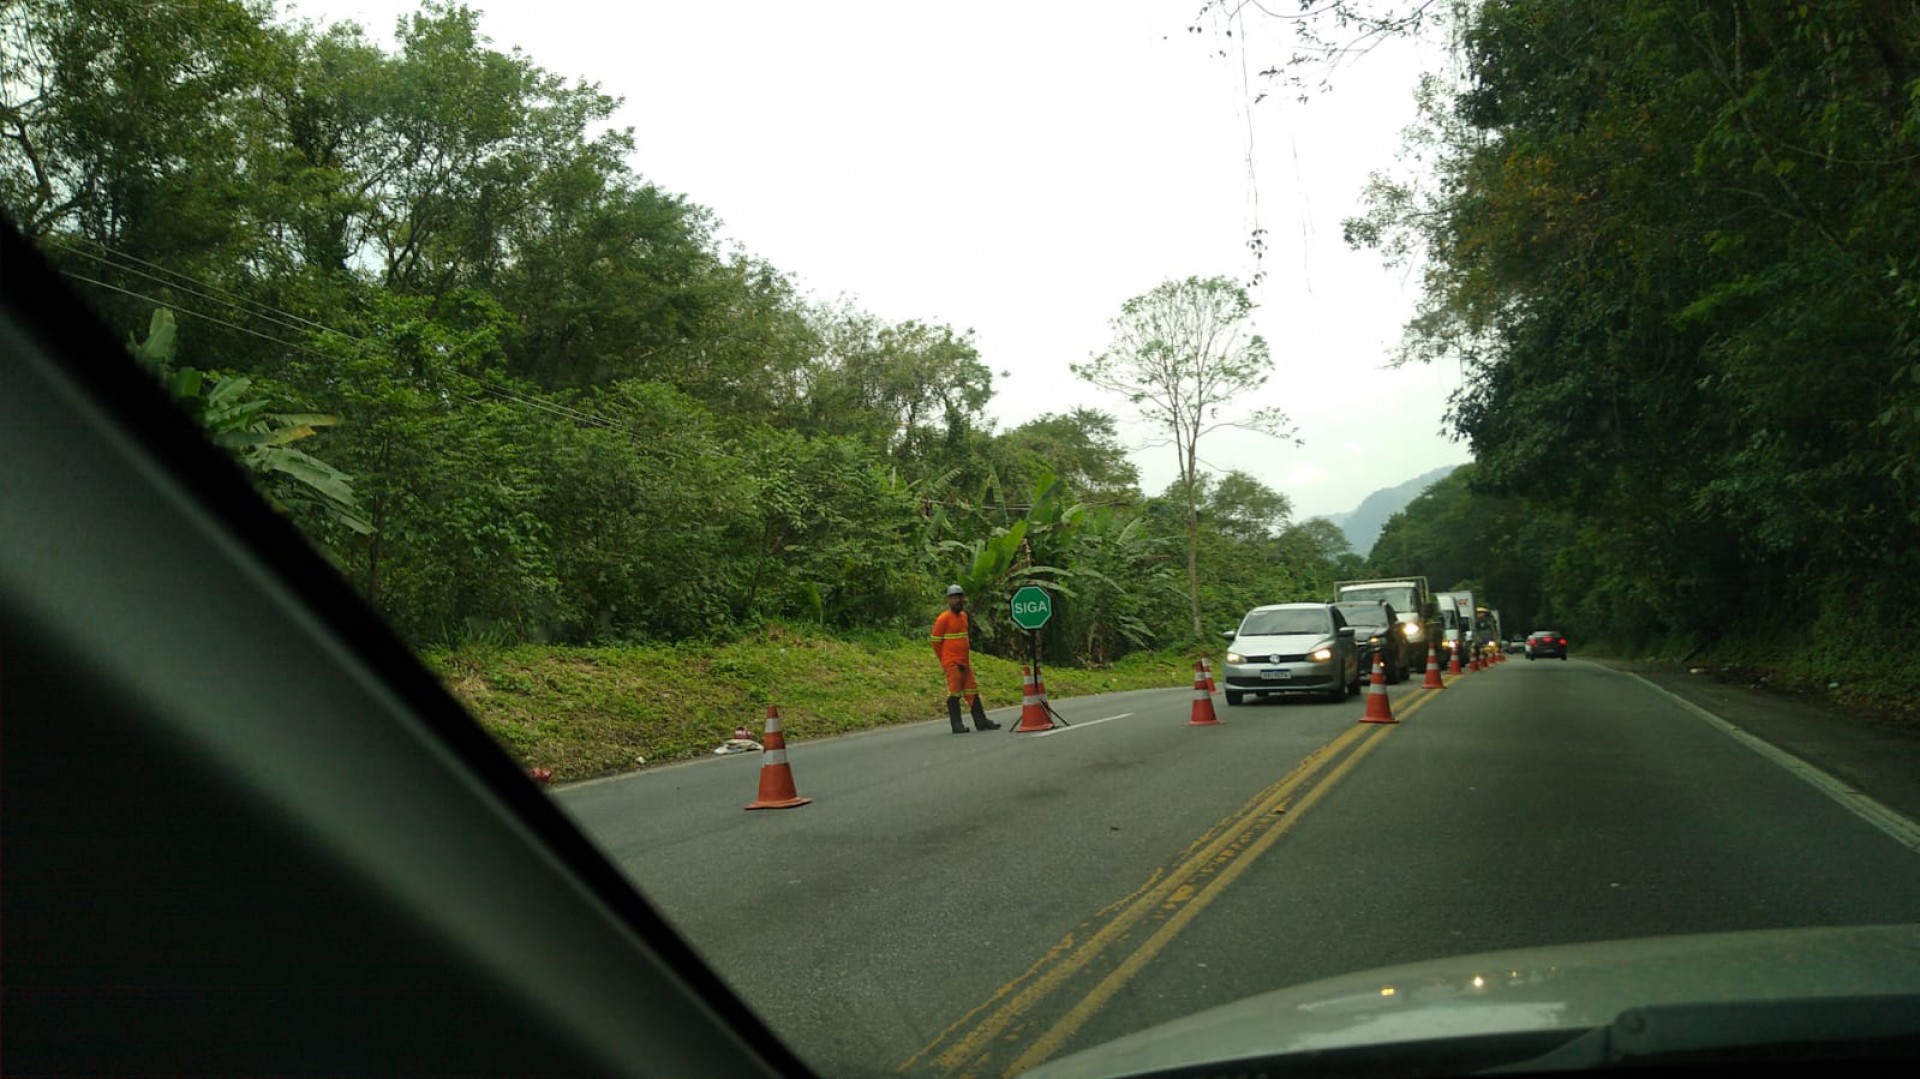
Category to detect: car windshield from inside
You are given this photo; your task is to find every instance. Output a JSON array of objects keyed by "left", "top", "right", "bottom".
[
  {"left": 14, "top": 0, "right": 1920, "bottom": 1076},
  {"left": 1239, "top": 609, "right": 1334, "bottom": 637}
]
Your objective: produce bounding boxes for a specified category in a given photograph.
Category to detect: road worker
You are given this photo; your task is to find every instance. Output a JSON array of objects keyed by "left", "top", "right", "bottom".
[{"left": 931, "top": 584, "right": 1000, "bottom": 734}]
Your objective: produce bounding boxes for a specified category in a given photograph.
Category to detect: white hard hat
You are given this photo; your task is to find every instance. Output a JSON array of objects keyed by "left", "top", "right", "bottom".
[{"left": 946, "top": 584, "right": 965, "bottom": 596}]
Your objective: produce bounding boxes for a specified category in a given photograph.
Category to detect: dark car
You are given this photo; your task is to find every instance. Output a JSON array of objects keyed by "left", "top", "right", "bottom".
[
  {"left": 1527, "top": 629, "right": 1569, "bottom": 660},
  {"left": 1333, "top": 600, "right": 1410, "bottom": 683}
]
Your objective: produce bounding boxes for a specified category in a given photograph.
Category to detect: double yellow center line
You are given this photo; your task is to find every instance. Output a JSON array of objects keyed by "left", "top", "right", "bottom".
[{"left": 901, "top": 684, "right": 1447, "bottom": 1077}]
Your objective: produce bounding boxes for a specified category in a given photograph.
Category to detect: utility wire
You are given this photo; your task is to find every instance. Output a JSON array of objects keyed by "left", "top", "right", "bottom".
[
  {"left": 52, "top": 240, "right": 1124, "bottom": 511},
  {"left": 58, "top": 271, "right": 337, "bottom": 361},
  {"left": 45, "top": 235, "right": 340, "bottom": 337}
]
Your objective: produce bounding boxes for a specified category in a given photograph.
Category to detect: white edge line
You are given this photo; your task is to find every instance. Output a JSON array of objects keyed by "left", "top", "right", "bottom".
[
  {"left": 1032, "top": 713, "right": 1134, "bottom": 738},
  {"left": 1619, "top": 669, "right": 1920, "bottom": 854}
]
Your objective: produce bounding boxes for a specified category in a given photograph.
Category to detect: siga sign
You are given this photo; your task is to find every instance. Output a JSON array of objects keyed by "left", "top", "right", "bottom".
[{"left": 1010, "top": 585, "right": 1053, "bottom": 630}]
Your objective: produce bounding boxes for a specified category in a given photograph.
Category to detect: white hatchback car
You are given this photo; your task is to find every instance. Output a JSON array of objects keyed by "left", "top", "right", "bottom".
[{"left": 1220, "top": 603, "right": 1360, "bottom": 705}]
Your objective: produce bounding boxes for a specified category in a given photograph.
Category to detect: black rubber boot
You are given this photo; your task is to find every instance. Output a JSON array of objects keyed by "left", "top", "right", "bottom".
[
  {"left": 971, "top": 698, "right": 1000, "bottom": 730},
  {"left": 948, "top": 696, "right": 969, "bottom": 733}
]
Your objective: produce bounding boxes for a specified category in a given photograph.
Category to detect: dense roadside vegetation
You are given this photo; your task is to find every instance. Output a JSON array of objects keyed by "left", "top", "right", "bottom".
[
  {"left": 1330, "top": 0, "right": 1920, "bottom": 703},
  {"left": 18, "top": 1, "right": 1917, "bottom": 759},
  {"left": 2, "top": 1, "right": 1363, "bottom": 772}
]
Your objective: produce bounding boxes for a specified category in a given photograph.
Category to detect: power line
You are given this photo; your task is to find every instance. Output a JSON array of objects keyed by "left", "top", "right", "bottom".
[
  {"left": 52, "top": 241, "right": 1127, "bottom": 498},
  {"left": 44, "top": 235, "right": 339, "bottom": 337},
  {"left": 58, "top": 271, "right": 338, "bottom": 362},
  {"left": 64, "top": 255, "right": 1117, "bottom": 508},
  {"left": 52, "top": 240, "right": 631, "bottom": 429}
]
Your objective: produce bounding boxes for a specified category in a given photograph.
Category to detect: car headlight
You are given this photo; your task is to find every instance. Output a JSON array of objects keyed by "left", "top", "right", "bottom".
[
  {"left": 1369, "top": 635, "right": 1382, "bottom": 645},
  {"left": 1402, "top": 622, "right": 1421, "bottom": 640},
  {"left": 1225, "top": 652, "right": 1244, "bottom": 664},
  {"left": 1310, "top": 647, "right": 1334, "bottom": 662}
]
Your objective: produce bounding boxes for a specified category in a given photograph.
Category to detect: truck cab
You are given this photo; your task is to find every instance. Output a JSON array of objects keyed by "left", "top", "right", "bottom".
[{"left": 1331, "top": 576, "right": 1438, "bottom": 659}]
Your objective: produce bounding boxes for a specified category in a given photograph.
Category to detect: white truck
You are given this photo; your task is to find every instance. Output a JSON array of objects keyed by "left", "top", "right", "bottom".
[
  {"left": 1332, "top": 577, "right": 1439, "bottom": 676},
  {"left": 1434, "top": 590, "right": 1477, "bottom": 659}
]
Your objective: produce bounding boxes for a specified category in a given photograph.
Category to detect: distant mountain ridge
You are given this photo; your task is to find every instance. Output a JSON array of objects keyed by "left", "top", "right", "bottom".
[{"left": 1319, "top": 464, "right": 1461, "bottom": 557}]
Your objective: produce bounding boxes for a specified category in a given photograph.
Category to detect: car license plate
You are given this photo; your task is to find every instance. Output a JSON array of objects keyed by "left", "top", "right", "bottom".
[{"left": 1261, "top": 668, "right": 1291, "bottom": 680}]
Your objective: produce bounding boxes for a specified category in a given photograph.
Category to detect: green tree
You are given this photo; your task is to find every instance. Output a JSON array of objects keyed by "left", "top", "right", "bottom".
[
  {"left": 992, "top": 408, "right": 1142, "bottom": 504},
  {"left": 1074, "top": 275, "right": 1293, "bottom": 642},
  {"left": 1340, "top": 0, "right": 1920, "bottom": 657},
  {"left": 129, "top": 307, "right": 371, "bottom": 544}
]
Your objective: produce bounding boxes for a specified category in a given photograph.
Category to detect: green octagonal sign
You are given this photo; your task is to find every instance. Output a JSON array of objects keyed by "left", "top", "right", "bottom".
[{"left": 1010, "top": 585, "right": 1053, "bottom": 630}]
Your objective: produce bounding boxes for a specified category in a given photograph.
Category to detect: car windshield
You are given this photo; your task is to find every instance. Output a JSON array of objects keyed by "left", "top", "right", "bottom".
[
  {"left": 1334, "top": 604, "right": 1391, "bottom": 628},
  {"left": 1240, "top": 609, "right": 1332, "bottom": 636},
  {"left": 1339, "top": 587, "right": 1416, "bottom": 610},
  {"left": 12, "top": 1, "right": 1920, "bottom": 1077}
]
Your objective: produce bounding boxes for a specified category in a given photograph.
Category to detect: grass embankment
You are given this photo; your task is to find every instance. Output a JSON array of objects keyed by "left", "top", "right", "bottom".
[{"left": 431, "top": 624, "right": 1197, "bottom": 781}]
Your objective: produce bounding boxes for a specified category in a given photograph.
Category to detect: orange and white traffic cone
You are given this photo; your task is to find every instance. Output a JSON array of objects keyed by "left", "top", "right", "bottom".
[
  {"left": 745, "top": 705, "right": 812, "bottom": 810},
  {"left": 1014, "top": 666, "right": 1054, "bottom": 732},
  {"left": 1187, "top": 660, "right": 1220, "bottom": 726},
  {"left": 1360, "top": 651, "right": 1397, "bottom": 724},
  {"left": 1447, "top": 644, "right": 1463, "bottom": 676},
  {"left": 1199, "top": 655, "right": 1217, "bottom": 693},
  {"left": 1422, "top": 643, "right": 1447, "bottom": 689}
]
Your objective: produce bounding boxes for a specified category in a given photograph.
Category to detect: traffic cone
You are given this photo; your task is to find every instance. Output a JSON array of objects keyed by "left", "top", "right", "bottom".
[
  {"left": 1187, "top": 660, "right": 1220, "bottom": 726},
  {"left": 1360, "top": 651, "right": 1397, "bottom": 724},
  {"left": 1199, "top": 655, "right": 1217, "bottom": 693},
  {"left": 1014, "top": 666, "right": 1053, "bottom": 732},
  {"left": 745, "top": 705, "right": 811, "bottom": 810},
  {"left": 1422, "top": 643, "right": 1447, "bottom": 689},
  {"left": 1447, "top": 645, "right": 1463, "bottom": 676}
]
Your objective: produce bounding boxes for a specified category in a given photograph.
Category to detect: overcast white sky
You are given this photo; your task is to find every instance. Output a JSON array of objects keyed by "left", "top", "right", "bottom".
[{"left": 291, "top": 0, "right": 1468, "bottom": 521}]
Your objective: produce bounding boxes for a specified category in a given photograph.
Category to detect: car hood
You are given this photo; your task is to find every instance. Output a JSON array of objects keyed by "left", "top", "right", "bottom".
[
  {"left": 1229, "top": 633, "right": 1331, "bottom": 656},
  {"left": 1021, "top": 925, "right": 1920, "bottom": 1079}
]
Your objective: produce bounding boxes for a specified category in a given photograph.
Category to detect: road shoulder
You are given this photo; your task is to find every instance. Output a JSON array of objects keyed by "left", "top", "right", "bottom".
[{"left": 1602, "top": 660, "right": 1920, "bottom": 825}]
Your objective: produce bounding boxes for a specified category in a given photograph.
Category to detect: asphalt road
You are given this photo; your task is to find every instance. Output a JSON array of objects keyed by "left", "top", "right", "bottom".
[{"left": 554, "top": 658, "right": 1920, "bottom": 1078}]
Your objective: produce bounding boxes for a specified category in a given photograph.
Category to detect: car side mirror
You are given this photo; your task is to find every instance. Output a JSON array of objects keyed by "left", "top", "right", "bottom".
[
  {"left": 1220, "top": 630, "right": 1236, "bottom": 640},
  {"left": 1337, "top": 626, "right": 1355, "bottom": 637}
]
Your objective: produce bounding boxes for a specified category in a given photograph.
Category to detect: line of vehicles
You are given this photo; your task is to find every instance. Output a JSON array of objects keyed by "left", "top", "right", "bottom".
[{"left": 1218, "top": 576, "right": 1563, "bottom": 706}]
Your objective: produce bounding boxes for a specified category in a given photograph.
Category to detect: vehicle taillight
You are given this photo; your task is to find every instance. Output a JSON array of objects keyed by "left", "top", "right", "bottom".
[{"left": 1558, "top": 637, "right": 1567, "bottom": 646}]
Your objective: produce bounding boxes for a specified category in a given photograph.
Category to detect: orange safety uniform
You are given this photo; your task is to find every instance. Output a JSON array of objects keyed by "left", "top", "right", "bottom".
[{"left": 930, "top": 609, "right": 979, "bottom": 700}]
